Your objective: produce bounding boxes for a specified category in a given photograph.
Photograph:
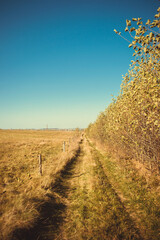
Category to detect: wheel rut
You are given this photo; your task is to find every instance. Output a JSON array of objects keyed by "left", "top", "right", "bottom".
[
  {"left": 12, "top": 137, "right": 143, "bottom": 240},
  {"left": 55, "top": 137, "right": 142, "bottom": 240}
]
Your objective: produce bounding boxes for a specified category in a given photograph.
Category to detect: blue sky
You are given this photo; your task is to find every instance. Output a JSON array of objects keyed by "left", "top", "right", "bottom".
[{"left": 0, "top": 0, "right": 159, "bottom": 129}]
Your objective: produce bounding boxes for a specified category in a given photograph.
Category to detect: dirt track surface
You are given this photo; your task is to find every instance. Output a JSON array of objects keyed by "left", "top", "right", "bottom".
[{"left": 13, "top": 137, "right": 144, "bottom": 240}]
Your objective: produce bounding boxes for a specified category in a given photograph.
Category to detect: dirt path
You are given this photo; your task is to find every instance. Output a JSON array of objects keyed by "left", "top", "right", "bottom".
[
  {"left": 54, "top": 137, "right": 142, "bottom": 240},
  {"left": 12, "top": 137, "right": 142, "bottom": 240}
]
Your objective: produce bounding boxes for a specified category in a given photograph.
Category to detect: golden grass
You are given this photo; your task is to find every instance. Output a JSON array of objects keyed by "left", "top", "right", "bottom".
[
  {"left": 0, "top": 129, "right": 81, "bottom": 240},
  {"left": 55, "top": 138, "right": 141, "bottom": 240},
  {"left": 88, "top": 138, "right": 160, "bottom": 240}
]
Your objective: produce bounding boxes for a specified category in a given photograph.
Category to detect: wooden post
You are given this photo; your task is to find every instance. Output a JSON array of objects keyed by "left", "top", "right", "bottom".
[
  {"left": 39, "top": 154, "right": 42, "bottom": 176},
  {"left": 63, "top": 141, "right": 65, "bottom": 152}
]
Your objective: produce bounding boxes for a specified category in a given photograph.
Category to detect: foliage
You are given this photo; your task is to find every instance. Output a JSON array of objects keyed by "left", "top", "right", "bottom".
[{"left": 87, "top": 7, "right": 160, "bottom": 171}]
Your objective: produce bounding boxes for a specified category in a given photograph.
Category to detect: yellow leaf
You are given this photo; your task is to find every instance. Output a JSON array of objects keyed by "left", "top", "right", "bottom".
[
  {"left": 146, "top": 19, "right": 151, "bottom": 25},
  {"left": 132, "top": 18, "right": 137, "bottom": 21},
  {"left": 126, "top": 20, "right": 131, "bottom": 26},
  {"left": 114, "top": 29, "right": 118, "bottom": 34}
]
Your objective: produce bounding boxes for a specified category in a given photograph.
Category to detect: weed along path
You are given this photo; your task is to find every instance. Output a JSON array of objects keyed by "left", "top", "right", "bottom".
[
  {"left": 13, "top": 136, "right": 142, "bottom": 240},
  {"left": 54, "top": 137, "right": 141, "bottom": 240}
]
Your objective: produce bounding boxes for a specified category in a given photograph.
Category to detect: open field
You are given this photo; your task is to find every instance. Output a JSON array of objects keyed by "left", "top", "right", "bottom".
[
  {"left": 0, "top": 130, "right": 160, "bottom": 240},
  {"left": 0, "top": 129, "right": 81, "bottom": 239}
]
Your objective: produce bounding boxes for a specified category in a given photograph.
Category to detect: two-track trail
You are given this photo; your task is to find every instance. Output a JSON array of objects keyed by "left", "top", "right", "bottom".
[
  {"left": 53, "top": 137, "right": 141, "bottom": 240},
  {"left": 13, "top": 136, "right": 142, "bottom": 240}
]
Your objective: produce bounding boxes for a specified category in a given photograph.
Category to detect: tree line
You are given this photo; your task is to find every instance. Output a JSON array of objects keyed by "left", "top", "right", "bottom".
[{"left": 86, "top": 7, "right": 160, "bottom": 172}]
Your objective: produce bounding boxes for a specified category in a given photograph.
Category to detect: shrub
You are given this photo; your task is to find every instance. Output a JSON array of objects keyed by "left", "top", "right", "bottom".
[{"left": 87, "top": 7, "right": 160, "bottom": 171}]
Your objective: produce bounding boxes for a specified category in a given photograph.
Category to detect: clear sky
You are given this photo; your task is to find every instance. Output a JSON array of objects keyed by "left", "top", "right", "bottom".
[{"left": 0, "top": 0, "right": 159, "bottom": 129}]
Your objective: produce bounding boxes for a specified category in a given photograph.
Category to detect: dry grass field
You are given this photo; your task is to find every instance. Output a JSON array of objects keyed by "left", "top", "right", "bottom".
[
  {"left": 0, "top": 129, "right": 80, "bottom": 239},
  {"left": 1, "top": 130, "right": 160, "bottom": 240}
]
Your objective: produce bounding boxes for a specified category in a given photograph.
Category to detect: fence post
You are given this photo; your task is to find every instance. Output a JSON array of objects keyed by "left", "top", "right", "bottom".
[
  {"left": 39, "top": 154, "right": 42, "bottom": 176},
  {"left": 63, "top": 141, "right": 65, "bottom": 152}
]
